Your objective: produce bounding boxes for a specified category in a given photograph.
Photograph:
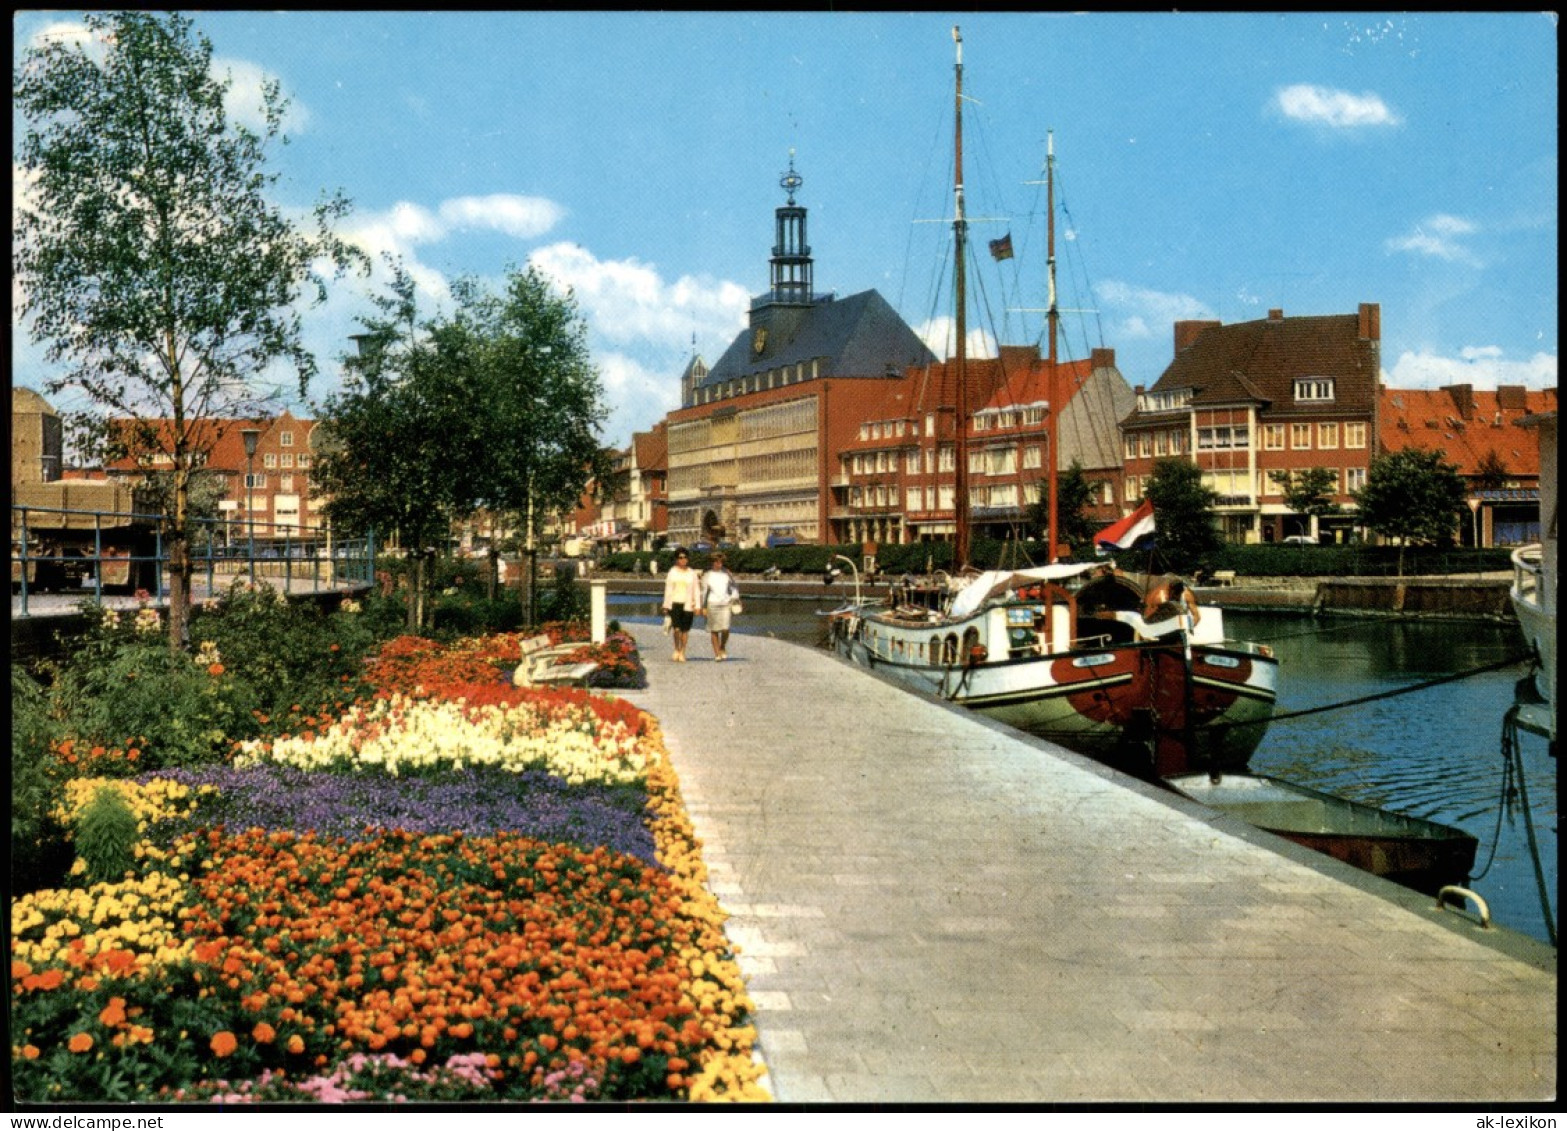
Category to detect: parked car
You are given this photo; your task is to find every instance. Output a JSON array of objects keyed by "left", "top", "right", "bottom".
[{"left": 1282, "top": 535, "right": 1318, "bottom": 546}]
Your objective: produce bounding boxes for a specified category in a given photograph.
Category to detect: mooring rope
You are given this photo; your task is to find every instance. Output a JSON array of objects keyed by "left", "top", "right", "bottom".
[
  {"left": 1502, "top": 704, "right": 1557, "bottom": 946},
  {"left": 1208, "top": 652, "right": 1535, "bottom": 731}
]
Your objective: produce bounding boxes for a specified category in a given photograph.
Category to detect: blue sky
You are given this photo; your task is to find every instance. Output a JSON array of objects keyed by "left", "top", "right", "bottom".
[{"left": 13, "top": 11, "right": 1558, "bottom": 448}]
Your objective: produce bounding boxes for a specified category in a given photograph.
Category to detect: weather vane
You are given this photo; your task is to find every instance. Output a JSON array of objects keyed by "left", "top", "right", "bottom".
[{"left": 780, "top": 148, "right": 803, "bottom": 205}]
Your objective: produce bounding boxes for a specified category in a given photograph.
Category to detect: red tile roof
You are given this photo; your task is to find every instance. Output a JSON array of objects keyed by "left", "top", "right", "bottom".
[{"left": 1380, "top": 385, "right": 1556, "bottom": 476}]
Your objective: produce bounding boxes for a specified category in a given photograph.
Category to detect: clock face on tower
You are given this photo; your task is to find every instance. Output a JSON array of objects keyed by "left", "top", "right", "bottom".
[{"left": 752, "top": 328, "right": 767, "bottom": 355}]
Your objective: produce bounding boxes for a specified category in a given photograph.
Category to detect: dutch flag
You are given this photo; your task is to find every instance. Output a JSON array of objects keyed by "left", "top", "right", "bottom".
[{"left": 1094, "top": 499, "right": 1156, "bottom": 555}]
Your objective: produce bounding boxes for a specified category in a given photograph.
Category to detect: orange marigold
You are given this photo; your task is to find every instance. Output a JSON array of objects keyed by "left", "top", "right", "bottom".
[
  {"left": 210, "top": 1031, "right": 238, "bottom": 1057},
  {"left": 287, "top": 1035, "right": 306, "bottom": 1055},
  {"left": 99, "top": 997, "right": 127, "bottom": 1027},
  {"left": 68, "top": 1033, "right": 94, "bottom": 1054},
  {"left": 252, "top": 1021, "right": 276, "bottom": 1044},
  {"left": 22, "top": 1044, "right": 41, "bottom": 1060}
]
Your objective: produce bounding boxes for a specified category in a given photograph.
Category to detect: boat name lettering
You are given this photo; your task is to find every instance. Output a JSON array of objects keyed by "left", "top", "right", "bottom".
[
  {"left": 1200, "top": 655, "right": 1241, "bottom": 669},
  {"left": 1072, "top": 654, "right": 1116, "bottom": 669}
]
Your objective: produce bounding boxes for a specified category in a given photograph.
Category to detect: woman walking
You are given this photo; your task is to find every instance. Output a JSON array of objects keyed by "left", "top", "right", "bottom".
[
  {"left": 699, "top": 551, "right": 741, "bottom": 661},
  {"left": 661, "top": 548, "right": 701, "bottom": 662}
]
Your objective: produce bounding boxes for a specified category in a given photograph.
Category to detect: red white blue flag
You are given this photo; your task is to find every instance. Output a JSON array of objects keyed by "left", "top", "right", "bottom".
[{"left": 1094, "top": 499, "right": 1156, "bottom": 554}]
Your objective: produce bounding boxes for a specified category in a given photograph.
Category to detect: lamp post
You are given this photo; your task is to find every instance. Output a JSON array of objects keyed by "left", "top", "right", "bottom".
[
  {"left": 241, "top": 428, "right": 260, "bottom": 584},
  {"left": 1467, "top": 496, "right": 1482, "bottom": 579}
]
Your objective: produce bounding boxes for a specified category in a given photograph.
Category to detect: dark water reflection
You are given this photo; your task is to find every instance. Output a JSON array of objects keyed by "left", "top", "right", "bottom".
[{"left": 610, "top": 595, "right": 1556, "bottom": 946}]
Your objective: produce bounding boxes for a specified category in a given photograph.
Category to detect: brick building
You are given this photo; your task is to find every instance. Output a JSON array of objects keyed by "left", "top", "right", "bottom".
[
  {"left": 585, "top": 423, "right": 668, "bottom": 551},
  {"left": 1119, "top": 304, "right": 1382, "bottom": 544},
  {"left": 833, "top": 345, "right": 1134, "bottom": 549},
  {"left": 664, "top": 158, "right": 937, "bottom": 549},
  {"left": 1380, "top": 383, "right": 1557, "bottom": 546},
  {"left": 105, "top": 410, "right": 325, "bottom": 541}
]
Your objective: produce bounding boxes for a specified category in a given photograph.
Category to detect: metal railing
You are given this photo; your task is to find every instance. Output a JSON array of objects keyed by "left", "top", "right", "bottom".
[{"left": 11, "top": 503, "right": 375, "bottom": 617}]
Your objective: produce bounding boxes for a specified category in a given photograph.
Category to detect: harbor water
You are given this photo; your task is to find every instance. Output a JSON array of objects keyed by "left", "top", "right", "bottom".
[{"left": 610, "top": 593, "right": 1557, "bottom": 946}]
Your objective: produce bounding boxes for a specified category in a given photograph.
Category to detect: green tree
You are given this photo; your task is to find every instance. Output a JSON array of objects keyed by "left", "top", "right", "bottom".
[
  {"left": 1474, "top": 449, "right": 1509, "bottom": 491},
  {"left": 1141, "top": 457, "right": 1222, "bottom": 571},
  {"left": 315, "top": 263, "right": 609, "bottom": 630},
  {"left": 14, "top": 11, "right": 364, "bottom": 650},
  {"left": 313, "top": 265, "right": 465, "bottom": 631},
  {"left": 1268, "top": 466, "right": 1342, "bottom": 540},
  {"left": 1353, "top": 446, "right": 1468, "bottom": 575},
  {"left": 443, "top": 268, "right": 611, "bottom": 625},
  {"left": 1030, "top": 459, "right": 1104, "bottom": 556}
]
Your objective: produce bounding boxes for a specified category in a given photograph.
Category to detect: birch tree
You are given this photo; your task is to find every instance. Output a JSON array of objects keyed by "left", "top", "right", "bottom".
[{"left": 14, "top": 11, "right": 364, "bottom": 648}]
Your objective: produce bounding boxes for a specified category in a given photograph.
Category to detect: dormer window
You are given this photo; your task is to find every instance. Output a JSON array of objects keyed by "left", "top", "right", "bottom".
[
  {"left": 1138, "top": 388, "right": 1192, "bottom": 414},
  {"left": 1294, "top": 378, "right": 1335, "bottom": 402}
]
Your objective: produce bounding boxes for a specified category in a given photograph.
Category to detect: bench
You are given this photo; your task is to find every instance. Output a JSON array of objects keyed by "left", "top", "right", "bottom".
[
  {"left": 1211, "top": 570, "right": 1237, "bottom": 587},
  {"left": 512, "top": 634, "right": 599, "bottom": 688}
]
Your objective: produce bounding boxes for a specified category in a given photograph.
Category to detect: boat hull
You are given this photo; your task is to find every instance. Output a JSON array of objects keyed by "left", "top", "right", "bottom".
[
  {"left": 1165, "top": 772, "right": 1479, "bottom": 895},
  {"left": 1509, "top": 543, "right": 1555, "bottom": 741},
  {"left": 830, "top": 617, "right": 1277, "bottom": 779}
]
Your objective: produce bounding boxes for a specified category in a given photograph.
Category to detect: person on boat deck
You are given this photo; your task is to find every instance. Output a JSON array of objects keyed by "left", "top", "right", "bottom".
[
  {"left": 699, "top": 551, "right": 740, "bottom": 662},
  {"left": 1143, "top": 578, "right": 1202, "bottom": 627},
  {"left": 661, "top": 549, "right": 700, "bottom": 662}
]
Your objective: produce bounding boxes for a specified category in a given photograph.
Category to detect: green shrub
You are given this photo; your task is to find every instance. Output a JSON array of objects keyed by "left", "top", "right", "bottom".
[
  {"left": 11, "top": 667, "right": 71, "bottom": 895},
  {"left": 75, "top": 785, "right": 140, "bottom": 885},
  {"left": 535, "top": 571, "right": 588, "bottom": 626},
  {"left": 192, "top": 582, "right": 377, "bottom": 724},
  {"left": 47, "top": 640, "right": 249, "bottom": 770}
]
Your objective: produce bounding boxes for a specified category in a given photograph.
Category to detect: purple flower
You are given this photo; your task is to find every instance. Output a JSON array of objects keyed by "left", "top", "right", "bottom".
[{"left": 142, "top": 764, "right": 658, "bottom": 865}]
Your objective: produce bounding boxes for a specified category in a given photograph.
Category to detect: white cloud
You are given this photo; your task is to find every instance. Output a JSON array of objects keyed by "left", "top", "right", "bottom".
[
  {"left": 26, "top": 20, "right": 96, "bottom": 52},
  {"left": 438, "top": 195, "right": 564, "bottom": 241},
  {"left": 595, "top": 352, "right": 683, "bottom": 448},
  {"left": 1385, "top": 214, "right": 1481, "bottom": 265},
  {"left": 527, "top": 242, "right": 748, "bottom": 351},
  {"left": 212, "top": 56, "right": 311, "bottom": 135},
  {"left": 1385, "top": 348, "right": 1558, "bottom": 390},
  {"left": 1276, "top": 83, "right": 1402, "bottom": 128},
  {"left": 913, "top": 315, "right": 997, "bottom": 361},
  {"left": 1094, "top": 281, "right": 1214, "bottom": 341}
]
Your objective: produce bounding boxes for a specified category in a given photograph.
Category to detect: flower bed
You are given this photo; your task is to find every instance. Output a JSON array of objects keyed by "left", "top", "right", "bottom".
[{"left": 11, "top": 632, "right": 765, "bottom": 1103}]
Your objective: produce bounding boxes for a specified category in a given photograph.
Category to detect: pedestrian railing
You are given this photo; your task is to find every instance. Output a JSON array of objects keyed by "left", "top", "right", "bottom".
[{"left": 11, "top": 503, "right": 375, "bottom": 617}]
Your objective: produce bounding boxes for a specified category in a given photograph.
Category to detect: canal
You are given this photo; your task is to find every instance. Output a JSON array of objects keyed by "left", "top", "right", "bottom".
[{"left": 609, "top": 593, "right": 1557, "bottom": 946}]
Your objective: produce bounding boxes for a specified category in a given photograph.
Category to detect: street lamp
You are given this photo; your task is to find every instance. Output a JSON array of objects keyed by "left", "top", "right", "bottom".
[
  {"left": 241, "top": 428, "right": 261, "bottom": 583},
  {"left": 1467, "top": 496, "right": 1482, "bottom": 579}
]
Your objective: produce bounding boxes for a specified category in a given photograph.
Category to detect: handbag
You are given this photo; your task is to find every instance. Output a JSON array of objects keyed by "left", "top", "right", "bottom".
[{"left": 729, "top": 600, "right": 743, "bottom": 616}]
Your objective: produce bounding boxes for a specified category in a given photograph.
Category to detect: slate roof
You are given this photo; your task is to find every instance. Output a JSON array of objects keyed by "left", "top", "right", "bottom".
[
  {"left": 701, "top": 289, "right": 936, "bottom": 386},
  {"left": 1126, "top": 311, "right": 1378, "bottom": 425}
]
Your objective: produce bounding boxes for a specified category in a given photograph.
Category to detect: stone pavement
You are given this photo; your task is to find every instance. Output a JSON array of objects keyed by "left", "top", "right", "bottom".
[{"left": 617, "top": 623, "right": 1556, "bottom": 1104}]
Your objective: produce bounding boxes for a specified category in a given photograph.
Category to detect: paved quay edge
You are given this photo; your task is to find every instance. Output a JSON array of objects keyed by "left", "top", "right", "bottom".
[{"left": 615, "top": 622, "right": 1555, "bottom": 1104}]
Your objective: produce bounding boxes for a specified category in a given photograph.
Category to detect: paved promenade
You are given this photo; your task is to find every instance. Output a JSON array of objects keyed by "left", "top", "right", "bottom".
[{"left": 617, "top": 623, "right": 1555, "bottom": 1104}]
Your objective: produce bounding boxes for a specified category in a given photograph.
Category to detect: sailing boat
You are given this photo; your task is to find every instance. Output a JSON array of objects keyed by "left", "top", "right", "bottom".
[{"left": 825, "top": 27, "right": 1279, "bottom": 780}]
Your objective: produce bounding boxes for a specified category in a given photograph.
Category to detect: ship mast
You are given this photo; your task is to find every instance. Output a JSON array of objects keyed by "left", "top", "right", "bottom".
[
  {"left": 952, "top": 25, "right": 971, "bottom": 570},
  {"left": 1045, "top": 131, "right": 1060, "bottom": 563}
]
